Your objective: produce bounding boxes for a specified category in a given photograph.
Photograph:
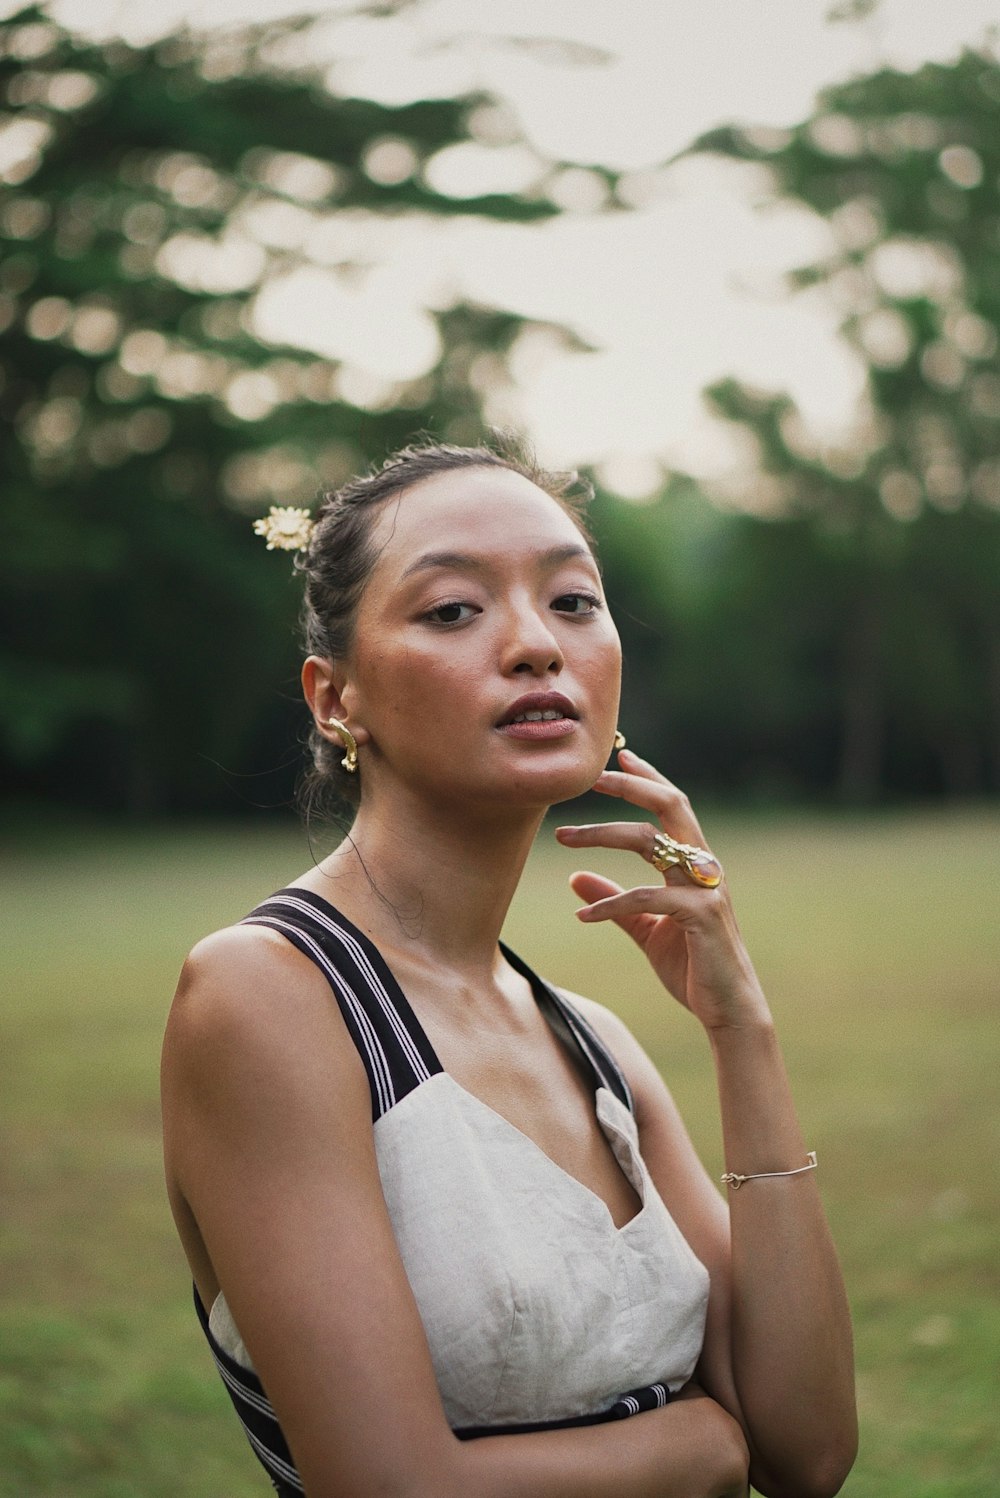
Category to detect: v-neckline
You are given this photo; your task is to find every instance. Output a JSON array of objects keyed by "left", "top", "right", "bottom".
[
  {"left": 429, "top": 1075, "right": 647, "bottom": 1235},
  {"left": 277, "top": 886, "right": 644, "bottom": 1232}
]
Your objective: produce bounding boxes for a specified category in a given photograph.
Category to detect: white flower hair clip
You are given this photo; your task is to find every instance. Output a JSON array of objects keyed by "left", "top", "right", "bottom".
[{"left": 252, "top": 506, "right": 315, "bottom": 552}]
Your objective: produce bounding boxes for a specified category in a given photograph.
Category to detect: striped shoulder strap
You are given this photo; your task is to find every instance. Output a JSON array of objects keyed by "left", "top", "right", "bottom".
[
  {"left": 241, "top": 888, "right": 442, "bottom": 1122},
  {"left": 194, "top": 1288, "right": 301, "bottom": 1497},
  {"left": 499, "top": 943, "right": 635, "bottom": 1115}
]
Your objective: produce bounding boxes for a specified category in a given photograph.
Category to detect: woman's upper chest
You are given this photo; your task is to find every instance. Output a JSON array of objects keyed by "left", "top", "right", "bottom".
[{"left": 389, "top": 961, "right": 643, "bottom": 1231}]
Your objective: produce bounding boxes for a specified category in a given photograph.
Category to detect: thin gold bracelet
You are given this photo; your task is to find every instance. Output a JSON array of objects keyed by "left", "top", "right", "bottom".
[{"left": 721, "top": 1150, "right": 818, "bottom": 1190}]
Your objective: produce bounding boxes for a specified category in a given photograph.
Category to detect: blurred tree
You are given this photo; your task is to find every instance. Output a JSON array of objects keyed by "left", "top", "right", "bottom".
[
  {"left": 688, "top": 48, "right": 1000, "bottom": 799},
  {"left": 0, "top": 4, "right": 586, "bottom": 815},
  {"left": 591, "top": 481, "right": 845, "bottom": 802},
  {"left": 6, "top": 9, "right": 998, "bottom": 814}
]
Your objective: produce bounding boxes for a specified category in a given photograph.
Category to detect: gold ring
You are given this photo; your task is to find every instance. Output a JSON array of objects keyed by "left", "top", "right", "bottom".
[{"left": 651, "top": 831, "right": 723, "bottom": 889}]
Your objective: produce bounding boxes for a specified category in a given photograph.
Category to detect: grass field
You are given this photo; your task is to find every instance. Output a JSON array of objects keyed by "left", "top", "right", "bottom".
[{"left": 1, "top": 807, "right": 997, "bottom": 1497}]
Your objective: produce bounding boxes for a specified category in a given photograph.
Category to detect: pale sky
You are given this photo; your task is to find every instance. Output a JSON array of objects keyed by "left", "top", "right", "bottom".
[{"left": 12, "top": 0, "right": 1000, "bottom": 495}]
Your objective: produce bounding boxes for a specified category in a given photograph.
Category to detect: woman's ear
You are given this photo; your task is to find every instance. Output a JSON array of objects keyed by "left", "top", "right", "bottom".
[
  {"left": 302, "top": 656, "right": 372, "bottom": 754},
  {"left": 302, "top": 659, "right": 357, "bottom": 734},
  {"left": 302, "top": 654, "right": 338, "bottom": 722}
]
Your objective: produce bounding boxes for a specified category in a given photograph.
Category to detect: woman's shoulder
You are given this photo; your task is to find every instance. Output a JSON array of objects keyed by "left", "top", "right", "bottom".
[
  {"left": 162, "top": 911, "right": 374, "bottom": 1209},
  {"left": 165, "top": 908, "right": 355, "bottom": 1091},
  {"left": 172, "top": 875, "right": 354, "bottom": 1017},
  {"left": 175, "top": 915, "right": 309, "bottom": 1017}
]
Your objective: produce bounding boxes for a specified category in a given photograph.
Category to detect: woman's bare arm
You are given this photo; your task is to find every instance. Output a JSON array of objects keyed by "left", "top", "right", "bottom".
[
  {"left": 557, "top": 753, "right": 858, "bottom": 1498},
  {"left": 162, "top": 924, "right": 748, "bottom": 1498},
  {"left": 578, "top": 1004, "right": 854, "bottom": 1498}
]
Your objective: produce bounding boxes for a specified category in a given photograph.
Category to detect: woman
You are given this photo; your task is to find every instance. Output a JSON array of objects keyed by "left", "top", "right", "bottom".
[{"left": 161, "top": 439, "right": 857, "bottom": 1498}]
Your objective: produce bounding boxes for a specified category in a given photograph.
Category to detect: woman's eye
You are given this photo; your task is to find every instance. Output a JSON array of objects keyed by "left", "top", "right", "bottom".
[
  {"left": 424, "top": 601, "right": 478, "bottom": 625},
  {"left": 552, "top": 592, "right": 601, "bottom": 615}
]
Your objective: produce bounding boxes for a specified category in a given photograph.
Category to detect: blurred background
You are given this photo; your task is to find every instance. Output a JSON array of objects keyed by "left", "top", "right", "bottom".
[{"left": 1, "top": 1, "right": 998, "bottom": 1494}]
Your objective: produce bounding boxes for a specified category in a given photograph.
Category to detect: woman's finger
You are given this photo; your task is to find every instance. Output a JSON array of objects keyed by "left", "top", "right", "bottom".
[
  {"left": 568, "top": 870, "right": 623, "bottom": 902},
  {"left": 574, "top": 882, "right": 718, "bottom": 925},
  {"left": 556, "top": 820, "right": 660, "bottom": 857},
  {"left": 568, "top": 870, "right": 662, "bottom": 947},
  {"left": 558, "top": 819, "right": 717, "bottom": 890},
  {"left": 612, "top": 747, "right": 672, "bottom": 787},
  {"left": 593, "top": 750, "right": 707, "bottom": 845}
]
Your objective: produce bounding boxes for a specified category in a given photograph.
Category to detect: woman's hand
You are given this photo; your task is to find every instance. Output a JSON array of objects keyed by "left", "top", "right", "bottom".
[{"left": 555, "top": 749, "right": 770, "bottom": 1034}]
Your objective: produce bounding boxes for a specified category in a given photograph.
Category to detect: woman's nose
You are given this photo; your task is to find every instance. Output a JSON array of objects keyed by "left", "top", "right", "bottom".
[{"left": 502, "top": 606, "right": 564, "bottom": 676}]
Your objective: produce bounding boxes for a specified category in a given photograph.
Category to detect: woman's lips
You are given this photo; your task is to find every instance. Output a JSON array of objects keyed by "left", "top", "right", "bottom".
[
  {"left": 496, "top": 691, "right": 577, "bottom": 727},
  {"left": 495, "top": 717, "right": 578, "bottom": 740}
]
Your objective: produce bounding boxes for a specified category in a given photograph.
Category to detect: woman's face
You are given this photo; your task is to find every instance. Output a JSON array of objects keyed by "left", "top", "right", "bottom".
[{"left": 338, "top": 465, "right": 622, "bottom": 815}]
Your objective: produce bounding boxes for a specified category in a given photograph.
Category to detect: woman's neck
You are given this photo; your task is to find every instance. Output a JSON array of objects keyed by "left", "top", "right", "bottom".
[{"left": 311, "top": 788, "right": 546, "bottom": 980}]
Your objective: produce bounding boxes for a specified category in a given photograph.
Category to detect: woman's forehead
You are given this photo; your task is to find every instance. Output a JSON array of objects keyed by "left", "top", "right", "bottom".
[{"left": 369, "top": 466, "right": 592, "bottom": 573}]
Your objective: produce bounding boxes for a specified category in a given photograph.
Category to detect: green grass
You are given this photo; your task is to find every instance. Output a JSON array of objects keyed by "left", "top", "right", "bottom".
[{"left": 2, "top": 807, "right": 998, "bottom": 1496}]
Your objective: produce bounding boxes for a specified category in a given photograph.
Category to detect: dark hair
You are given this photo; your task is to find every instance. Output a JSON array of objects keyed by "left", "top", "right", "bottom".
[{"left": 297, "top": 433, "right": 595, "bottom": 819}]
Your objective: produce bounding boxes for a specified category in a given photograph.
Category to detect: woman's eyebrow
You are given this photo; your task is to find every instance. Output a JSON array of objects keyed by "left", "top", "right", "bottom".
[{"left": 400, "top": 543, "right": 593, "bottom": 580}]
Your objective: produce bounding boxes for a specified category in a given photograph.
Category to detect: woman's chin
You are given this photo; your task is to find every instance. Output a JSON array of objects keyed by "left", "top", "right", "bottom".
[{"left": 500, "top": 757, "right": 606, "bottom": 810}]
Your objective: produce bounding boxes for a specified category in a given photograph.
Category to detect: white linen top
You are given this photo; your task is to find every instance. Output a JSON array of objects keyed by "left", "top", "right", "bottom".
[{"left": 210, "top": 1070, "right": 710, "bottom": 1428}]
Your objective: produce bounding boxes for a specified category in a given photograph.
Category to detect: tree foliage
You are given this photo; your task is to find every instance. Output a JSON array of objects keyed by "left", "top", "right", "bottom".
[
  {"left": 3, "top": 11, "right": 998, "bottom": 813},
  {"left": 0, "top": 4, "right": 577, "bottom": 814},
  {"left": 671, "top": 48, "right": 1000, "bottom": 799}
]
